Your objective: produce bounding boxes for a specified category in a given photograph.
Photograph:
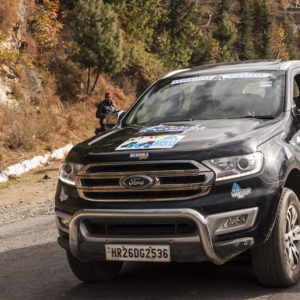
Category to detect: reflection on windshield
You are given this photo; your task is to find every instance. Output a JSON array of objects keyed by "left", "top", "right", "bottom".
[{"left": 124, "top": 72, "right": 284, "bottom": 125}]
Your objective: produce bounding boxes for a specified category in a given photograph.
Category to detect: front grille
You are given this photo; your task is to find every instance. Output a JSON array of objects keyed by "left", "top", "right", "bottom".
[
  {"left": 75, "top": 160, "right": 214, "bottom": 202},
  {"left": 84, "top": 219, "right": 197, "bottom": 237}
]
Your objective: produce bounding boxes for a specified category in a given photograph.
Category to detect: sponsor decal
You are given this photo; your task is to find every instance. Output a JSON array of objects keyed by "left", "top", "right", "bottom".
[
  {"left": 129, "top": 152, "right": 149, "bottom": 160},
  {"left": 171, "top": 73, "right": 271, "bottom": 85},
  {"left": 260, "top": 81, "right": 273, "bottom": 88},
  {"left": 115, "top": 135, "right": 184, "bottom": 151},
  {"left": 137, "top": 124, "right": 205, "bottom": 134},
  {"left": 284, "top": 146, "right": 292, "bottom": 159},
  {"left": 212, "top": 75, "right": 224, "bottom": 80},
  {"left": 231, "top": 183, "right": 251, "bottom": 199},
  {"left": 59, "top": 187, "right": 68, "bottom": 202}
]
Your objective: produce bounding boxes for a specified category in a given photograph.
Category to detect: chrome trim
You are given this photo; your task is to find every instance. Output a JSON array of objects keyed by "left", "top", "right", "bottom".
[
  {"left": 162, "top": 68, "right": 190, "bottom": 78},
  {"left": 68, "top": 208, "right": 256, "bottom": 265},
  {"left": 77, "top": 183, "right": 210, "bottom": 192},
  {"left": 75, "top": 160, "right": 215, "bottom": 202},
  {"left": 55, "top": 210, "right": 72, "bottom": 234},
  {"left": 206, "top": 207, "right": 259, "bottom": 237},
  {"left": 121, "top": 175, "right": 155, "bottom": 189},
  {"left": 76, "top": 186, "right": 212, "bottom": 202}
]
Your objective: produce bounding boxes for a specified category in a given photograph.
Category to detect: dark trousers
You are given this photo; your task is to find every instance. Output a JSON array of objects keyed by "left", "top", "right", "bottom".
[{"left": 99, "top": 117, "right": 105, "bottom": 131}]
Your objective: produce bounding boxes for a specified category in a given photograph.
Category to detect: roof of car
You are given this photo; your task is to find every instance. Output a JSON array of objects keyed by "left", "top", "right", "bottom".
[{"left": 164, "top": 60, "right": 300, "bottom": 79}]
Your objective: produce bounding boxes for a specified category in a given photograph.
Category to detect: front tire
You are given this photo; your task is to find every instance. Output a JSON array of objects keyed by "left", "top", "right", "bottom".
[
  {"left": 251, "top": 188, "right": 300, "bottom": 287},
  {"left": 67, "top": 251, "right": 123, "bottom": 283}
]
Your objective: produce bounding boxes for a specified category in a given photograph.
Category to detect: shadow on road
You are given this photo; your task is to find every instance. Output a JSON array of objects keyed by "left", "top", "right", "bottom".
[{"left": 1, "top": 242, "right": 299, "bottom": 299}]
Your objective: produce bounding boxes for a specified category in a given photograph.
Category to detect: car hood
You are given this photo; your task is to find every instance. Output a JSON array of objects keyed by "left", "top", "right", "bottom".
[{"left": 67, "top": 119, "right": 284, "bottom": 164}]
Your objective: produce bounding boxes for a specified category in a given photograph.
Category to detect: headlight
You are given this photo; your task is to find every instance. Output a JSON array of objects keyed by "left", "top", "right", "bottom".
[
  {"left": 203, "top": 153, "right": 263, "bottom": 181},
  {"left": 59, "top": 161, "right": 84, "bottom": 185}
]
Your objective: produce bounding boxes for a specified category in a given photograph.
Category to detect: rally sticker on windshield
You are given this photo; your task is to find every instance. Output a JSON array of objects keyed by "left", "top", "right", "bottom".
[
  {"left": 171, "top": 73, "right": 272, "bottom": 85},
  {"left": 115, "top": 135, "right": 184, "bottom": 151},
  {"left": 137, "top": 124, "right": 205, "bottom": 134}
]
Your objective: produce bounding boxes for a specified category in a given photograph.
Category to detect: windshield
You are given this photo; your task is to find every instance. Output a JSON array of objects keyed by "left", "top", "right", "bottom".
[{"left": 123, "top": 72, "right": 285, "bottom": 125}]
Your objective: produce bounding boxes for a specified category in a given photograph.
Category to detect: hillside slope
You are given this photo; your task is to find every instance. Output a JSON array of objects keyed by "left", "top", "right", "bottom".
[
  {"left": 1, "top": 0, "right": 300, "bottom": 173},
  {"left": 0, "top": 0, "right": 134, "bottom": 170}
]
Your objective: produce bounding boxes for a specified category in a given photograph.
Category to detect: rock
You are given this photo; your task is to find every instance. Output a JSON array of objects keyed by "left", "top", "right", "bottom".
[
  {"left": 43, "top": 174, "right": 51, "bottom": 180},
  {"left": 8, "top": 174, "right": 18, "bottom": 181},
  {"left": 25, "top": 67, "right": 43, "bottom": 95},
  {"left": 0, "top": 79, "right": 18, "bottom": 107},
  {"left": 1, "top": 65, "right": 17, "bottom": 79}
]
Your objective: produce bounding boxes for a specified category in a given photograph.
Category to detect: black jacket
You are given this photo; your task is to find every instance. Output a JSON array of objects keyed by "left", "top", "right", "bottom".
[{"left": 96, "top": 100, "right": 116, "bottom": 118}]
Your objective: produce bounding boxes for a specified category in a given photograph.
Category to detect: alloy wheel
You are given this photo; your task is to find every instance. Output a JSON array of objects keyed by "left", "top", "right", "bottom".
[{"left": 285, "top": 205, "right": 300, "bottom": 270}]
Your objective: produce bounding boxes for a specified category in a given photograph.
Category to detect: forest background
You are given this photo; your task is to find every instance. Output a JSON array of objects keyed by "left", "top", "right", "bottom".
[{"left": 0, "top": 0, "right": 299, "bottom": 169}]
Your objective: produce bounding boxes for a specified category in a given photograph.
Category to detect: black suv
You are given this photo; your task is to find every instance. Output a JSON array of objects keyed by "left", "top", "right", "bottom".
[{"left": 55, "top": 60, "right": 300, "bottom": 287}]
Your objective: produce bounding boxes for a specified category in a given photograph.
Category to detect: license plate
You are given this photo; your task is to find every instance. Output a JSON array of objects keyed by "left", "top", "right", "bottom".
[{"left": 105, "top": 244, "right": 171, "bottom": 262}]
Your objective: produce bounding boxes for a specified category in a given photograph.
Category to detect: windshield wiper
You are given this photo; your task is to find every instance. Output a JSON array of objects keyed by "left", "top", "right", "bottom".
[{"left": 228, "top": 115, "right": 275, "bottom": 120}]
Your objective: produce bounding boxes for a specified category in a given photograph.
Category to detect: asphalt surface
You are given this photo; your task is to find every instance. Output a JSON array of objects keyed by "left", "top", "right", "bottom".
[{"left": 1, "top": 215, "right": 300, "bottom": 299}]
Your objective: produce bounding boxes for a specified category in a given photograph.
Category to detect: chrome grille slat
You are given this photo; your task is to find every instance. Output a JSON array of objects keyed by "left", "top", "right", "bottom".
[
  {"left": 79, "top": 170, "right": 203, "bottom": 177},
  {"left": 76, "top": 160, "right": 214, "bottom": 202},
  {"left": 76, "top": 183, "right": 210, "bottom": 192}
]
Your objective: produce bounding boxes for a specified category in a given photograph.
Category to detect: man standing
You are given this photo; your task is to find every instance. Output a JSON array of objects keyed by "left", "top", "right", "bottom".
[{"left": 96, "top": 91, "right": 116, "bottom": 132}]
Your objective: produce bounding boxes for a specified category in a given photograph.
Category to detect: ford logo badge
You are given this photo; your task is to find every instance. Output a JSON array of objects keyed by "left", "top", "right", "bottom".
[{"left": 122, "top": 175, "right": 154, "bottom": 189}]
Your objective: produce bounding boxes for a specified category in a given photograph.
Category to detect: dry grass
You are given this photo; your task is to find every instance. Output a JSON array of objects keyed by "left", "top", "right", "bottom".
[
  {"left": 0, "top": 0, "right": 138, "bottom": 170},
  {"left": 0, "top": 69, "right": 136, "bottom": 168},
  {"left": 0, "top": 0, "right": 17, "bottom": 41},
  {"left": 2, "top": 107, "right": 57, "bottom": 151}
]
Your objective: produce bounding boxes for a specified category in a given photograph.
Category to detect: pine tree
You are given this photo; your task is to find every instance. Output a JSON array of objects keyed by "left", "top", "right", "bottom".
[
  {"left": 190, "top": 32, "right": 221, "bottom": 65},
  {"left": 162, "top": 0, "right": 194, "bottom": 38},
  {"left": 282, "top": 13, "right": 299, "bottom": 59},
  {"left": 216, "top": 0, "right": 231, "bottom": 20},
  {"left": 155, "top": 0, "right": 203, "bottom": 67},
  {"left": 109, "top": 0, "right": 160, "bottom": 47},
  {"left": 68, "top": 0, "right": 123, "bottom": 96},
  {"left": 214, "top": 11, "right": 237, "bottom": 61},
  {"left": 253, "top": 0, "right": 273, "bottom": 59},
  {"left": 239, "top": 0, "right": 256, "bottom": 60},
  {"left": 261, "top": 0, "right": 273, "bottom": 58}
]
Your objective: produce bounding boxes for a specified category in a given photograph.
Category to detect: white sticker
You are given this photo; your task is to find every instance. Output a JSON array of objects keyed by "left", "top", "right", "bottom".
[
  {"left": 116, "top": 135, "right": 184, "bottom": 151},
  {"left": 138, "top": 124, "right": 205, "bottom": 134},
  {"left": 171, "top": 73, "right": 272, "bottom": 85},
  {"left": 231, "top": 183, "right": 251, "bottom": 199},
  {"left": 260, "top": 81, "right": 273, "bottom": 87}
]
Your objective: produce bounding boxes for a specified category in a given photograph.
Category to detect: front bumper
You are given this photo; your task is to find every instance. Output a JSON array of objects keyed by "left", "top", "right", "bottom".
[{"left": 56, "top": 207, "right": 258, "bottom": 264}]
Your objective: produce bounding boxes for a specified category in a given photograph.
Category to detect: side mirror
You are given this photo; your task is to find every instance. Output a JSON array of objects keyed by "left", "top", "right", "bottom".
[
  {"left": 117, "top": 110, "right": 125, "bottom": 123},
  {"left": 295, "top": 112, "right": 300, "bottom": 123},
  {"left": 292, "top": 105, "right": 300, "bottom": 123},
  {"left": 103, "top": 111, "right": 125, "bottom": 127}
]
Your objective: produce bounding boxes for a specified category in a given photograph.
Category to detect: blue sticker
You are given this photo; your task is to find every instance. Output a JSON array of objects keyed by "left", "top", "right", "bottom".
[{"left": 231, "top": 183, "right": 252, "bottom": 199}]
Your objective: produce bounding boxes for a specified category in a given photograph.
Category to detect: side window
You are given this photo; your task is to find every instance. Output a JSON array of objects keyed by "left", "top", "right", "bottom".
[{"left": 293, "top": 74, "right": 300, "bottom": 110}]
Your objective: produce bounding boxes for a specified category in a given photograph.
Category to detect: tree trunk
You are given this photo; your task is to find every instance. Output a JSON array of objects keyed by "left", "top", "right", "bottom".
[
  {"left": 90, "top": 69, "right": 100, "bottom": 96},
  {"left": 87, "top": 67, "right": 91, "bottom": 95}
]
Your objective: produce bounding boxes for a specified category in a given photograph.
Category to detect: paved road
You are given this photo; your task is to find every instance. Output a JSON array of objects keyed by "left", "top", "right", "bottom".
[{"left": 1, "top": 215, "right": 300, "bottom": 300}]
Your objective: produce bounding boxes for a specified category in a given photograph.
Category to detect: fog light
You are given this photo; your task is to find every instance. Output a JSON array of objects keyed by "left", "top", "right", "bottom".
[
  {"left": 223, "top": 214, "right": 248, "bottom": 229},
  {"left": 206, "top": 207, "right": 258, "bottom": 237},
  {"left": 60, "top": 218, "right": 70, "bottom": 227}
]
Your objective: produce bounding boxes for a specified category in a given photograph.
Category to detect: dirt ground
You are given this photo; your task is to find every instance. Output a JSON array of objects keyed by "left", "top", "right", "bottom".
[{"left": 0, "top": 162, "right": 60, "bottom": 226}]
